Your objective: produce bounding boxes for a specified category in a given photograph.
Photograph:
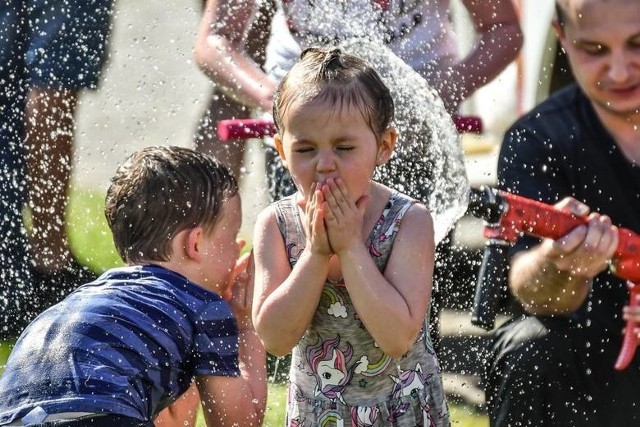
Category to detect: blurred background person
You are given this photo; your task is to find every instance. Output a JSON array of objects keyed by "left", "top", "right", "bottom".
[
  {"left": 0, "top": 0, "right": 114, "bottom": 339},
  {"left": 193, "top": 0, "right": 275, "bottom": 181}
]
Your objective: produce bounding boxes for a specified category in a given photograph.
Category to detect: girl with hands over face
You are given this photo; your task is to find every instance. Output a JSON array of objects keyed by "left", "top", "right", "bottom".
[{"left": 252, "top": 47, "right": 450, "bottom": 426}]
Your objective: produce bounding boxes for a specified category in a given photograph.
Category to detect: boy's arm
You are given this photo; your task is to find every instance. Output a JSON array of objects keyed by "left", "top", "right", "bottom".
[
  {"left": 194, "top": 250, "right": 267, "bottom": 426},
  {"left": 155, "top": 250, "right": 266, "bottom": 426},
  {"left": 196, "top": 327, "right": 267, "bottom": 427},
  {"left": 154, "top": 383, "right": 200, "bottom": 426}
]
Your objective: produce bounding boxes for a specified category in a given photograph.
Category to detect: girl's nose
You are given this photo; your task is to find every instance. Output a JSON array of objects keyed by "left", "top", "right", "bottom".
[{"left": 316, "top": 151, "right": 336, "bottom": 172}]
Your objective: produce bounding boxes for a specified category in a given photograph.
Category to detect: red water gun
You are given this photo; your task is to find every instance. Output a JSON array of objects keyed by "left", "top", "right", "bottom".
[
  {"left": 468, "top": 186, "right": 640, "bottom": 370},
  {"left": 216, "top": 115, "right": 483, "bottom": 141}
]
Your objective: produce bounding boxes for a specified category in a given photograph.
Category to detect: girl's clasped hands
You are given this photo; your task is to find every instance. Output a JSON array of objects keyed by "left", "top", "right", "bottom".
[{"left": 300, "top": 177, "right": 369, "bottom": 257}]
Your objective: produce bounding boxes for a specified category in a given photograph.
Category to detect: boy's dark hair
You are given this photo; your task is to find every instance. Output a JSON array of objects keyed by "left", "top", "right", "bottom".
[
  {"left": 555, "top": 2, "right": 566, "bottom": 28},
  {"left": 272, "top": 47, "right": 394, "bottom": 139},
  {"left": 105, "top": 146, "right": 238, "bottom": 264},
  {"left": 555, "top": 0, "right": 579, "bottom": 29}
]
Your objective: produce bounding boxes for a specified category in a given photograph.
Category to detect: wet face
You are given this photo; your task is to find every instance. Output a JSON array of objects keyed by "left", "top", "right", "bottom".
[
  {"left": 557, "top": 0, "right": 640, "bottom": 118},
  {"left": 199, "top": 194, "right": 242, "bottom": 290},
  {"left": 275, "top": 98, "right": 390, "bottom": 201}
]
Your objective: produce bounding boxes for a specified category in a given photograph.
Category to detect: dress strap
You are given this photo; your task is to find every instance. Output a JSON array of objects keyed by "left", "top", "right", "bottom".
[
  {"left": 367, "top": 191, "right": 416, "bottom": 272},
  {"left": 273, "top": 196, "right": 305, "bottom": 267}
]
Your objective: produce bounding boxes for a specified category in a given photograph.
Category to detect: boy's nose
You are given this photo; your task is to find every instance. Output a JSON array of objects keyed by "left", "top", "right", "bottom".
[{"left": 608, "top": 50, "right": 631, "bottom": 83}]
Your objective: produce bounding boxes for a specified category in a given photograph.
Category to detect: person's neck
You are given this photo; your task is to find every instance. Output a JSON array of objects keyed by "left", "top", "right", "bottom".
[
  {"left": 593, "top": 104, "right": 640, "bottom": 163},
  {"left": 156, "top": 259, "right": 207, "bottom": 289}
]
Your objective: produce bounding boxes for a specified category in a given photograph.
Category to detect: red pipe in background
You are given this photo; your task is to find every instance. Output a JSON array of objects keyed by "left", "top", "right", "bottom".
[{"left": 217, "top": 115, "right": 483, "bottom": 142}]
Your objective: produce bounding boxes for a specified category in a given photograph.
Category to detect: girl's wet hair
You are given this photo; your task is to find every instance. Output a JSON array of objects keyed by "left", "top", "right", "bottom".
[
  {"left": 105, "top": 146, "right": 238, "bottom": 264},
  {"left": 272, "top": 47, "right": 394, "bottom": 138}
]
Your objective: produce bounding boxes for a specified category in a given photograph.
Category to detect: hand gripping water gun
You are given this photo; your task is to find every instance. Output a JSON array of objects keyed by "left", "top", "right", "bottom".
[
  {"left": 468, "top": 186, "right": 640, "bottom": 370},
  {"left": 216, "top": 115, "right": 483, "bottom": 141}
]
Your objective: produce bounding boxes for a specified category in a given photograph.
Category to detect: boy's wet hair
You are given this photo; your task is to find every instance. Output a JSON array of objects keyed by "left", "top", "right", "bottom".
[
  {"left": 105, "top": 146, "right": 238, "bottom": 264},
  {"left": 555, "top": 1, "right": 566, "bottom": 28},
  {"left": 272, "top": 47, "right": 394, "bottom": 138}
]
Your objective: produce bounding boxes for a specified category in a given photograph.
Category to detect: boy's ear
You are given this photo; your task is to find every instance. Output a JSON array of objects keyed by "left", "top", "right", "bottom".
[
  {"left": 185, "top": 227, "right": 204, "bottom": 261},
  {"left": 552, "top": 20, "right": 566, "bottom": 52},
  {"left": 274, "top": 134, "right": 288, "bottom": 169},
  {"left": 376, "top": 127, "right": 397, "bottom": 166}
]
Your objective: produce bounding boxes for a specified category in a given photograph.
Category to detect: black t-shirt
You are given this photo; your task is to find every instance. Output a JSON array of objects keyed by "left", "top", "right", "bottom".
[{"left": 498, "top": 84, "right": 640, "bottom": 361}]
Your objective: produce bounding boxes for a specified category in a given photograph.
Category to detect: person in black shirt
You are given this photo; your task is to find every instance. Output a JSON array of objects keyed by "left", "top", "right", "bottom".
[{"left": 482, "top": 0, "right": 640, "bottom": 425}]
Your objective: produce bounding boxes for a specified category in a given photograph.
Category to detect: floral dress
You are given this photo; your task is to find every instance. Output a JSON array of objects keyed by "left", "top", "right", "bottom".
[{"left": 274, "top": 191, "right": 450, "bottom": 427}]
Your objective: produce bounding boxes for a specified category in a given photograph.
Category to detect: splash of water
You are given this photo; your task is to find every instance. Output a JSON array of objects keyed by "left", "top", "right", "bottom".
[
  {"left": 285, "top": 0, "right": 469, "bottom": 243},
  {"left": 348, "top": 38, "right": 469, "bottom": 244},
  {"left": 283, "top": 0, "right": 387, "bottom": 44}
]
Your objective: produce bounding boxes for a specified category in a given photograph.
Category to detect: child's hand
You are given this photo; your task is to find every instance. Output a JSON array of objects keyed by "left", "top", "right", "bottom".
[
  {"left": 321, "top": 178, "right": 368, "bottom": 254},
  {"left": 298, "top": 183, "right": 332, "bottom": 257},
  {"left": 222, "top": 239, "right": 247, "bottom": 300},
  {"left": 226, "top": 251, "right": 254, "bottom": 332}
]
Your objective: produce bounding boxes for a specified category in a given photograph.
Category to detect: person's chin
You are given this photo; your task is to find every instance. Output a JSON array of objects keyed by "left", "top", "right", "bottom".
[
  {"left": 608, "top": 102, "right": 640, "bottom": 117},
  {"left": 597, "top": 97, "right": 640, "bottom": 117}
]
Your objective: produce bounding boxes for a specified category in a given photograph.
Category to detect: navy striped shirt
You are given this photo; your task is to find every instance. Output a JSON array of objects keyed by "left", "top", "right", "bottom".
[{"left": 0, "top": 265, "right": 240, "bottom": 424}]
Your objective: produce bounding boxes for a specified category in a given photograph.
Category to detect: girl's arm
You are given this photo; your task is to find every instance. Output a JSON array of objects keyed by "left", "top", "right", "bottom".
[
  {"left": 195, "top": 0, "right": 276, "bottom": 111},
  {"left": 437, "top": 0, "right": 523, "bottom": 112},
  {"left": 340, "top": 205, "right": 433, "bottom": 358},
  {"left": 252, "top": 197, "right": 332, "bottom": 356},
  {"left": 322, "top": 179, "right": 434, "bottom": 358}
]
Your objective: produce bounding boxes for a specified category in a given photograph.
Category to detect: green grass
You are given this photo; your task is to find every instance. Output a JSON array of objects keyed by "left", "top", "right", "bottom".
[
  {"left": 0, "top": 186, "right": 488, "bottom": 426},
  {"left": 67, "top": 187, "right": 124, "bottom": 273},
  {"left": 262, "top": 382, "right": 288, "bottom": 427},
  {"left": 207, "top": 382, "right": 488, "bottom": 427}
]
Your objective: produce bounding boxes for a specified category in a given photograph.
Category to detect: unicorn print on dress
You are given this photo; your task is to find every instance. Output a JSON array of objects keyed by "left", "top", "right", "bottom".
[
  {"left": 387, "top": 362, "right": 436, "bottom": 424},
  {"left": 350, "top": 405, "right": 380, "bottom": 426},
  {"left": 306, "top": 335, "right": 357, "bottom": 405},
  {"left": 286, "top": 242, "right": 303, "bottom": 267}
]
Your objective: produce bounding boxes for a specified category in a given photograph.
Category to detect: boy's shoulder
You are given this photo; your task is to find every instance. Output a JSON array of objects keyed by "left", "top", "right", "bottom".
[
  {"left": 102, "top": 265, "right": 215, "bottom": 294},
  {"left": 23, "top": 265, "right": 234, "bottom": 355},
  {"left": 82, "top": 265, "right": 226, "bottom": 317}
]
